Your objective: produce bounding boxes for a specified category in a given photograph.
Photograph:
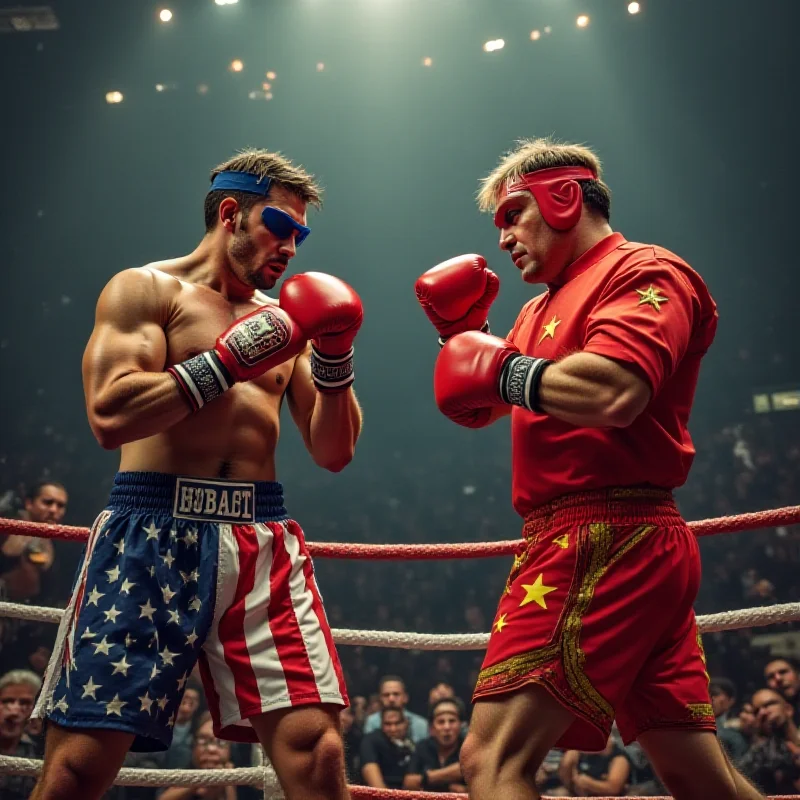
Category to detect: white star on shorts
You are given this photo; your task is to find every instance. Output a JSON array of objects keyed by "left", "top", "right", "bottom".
[
  {"left": 81, "top": 676, "right": 101, "bottom": 699},
  {"left": 53, "top": 696, "right": 69, "bottom": 714},
  {"left": 167, "top": 609, "right": 181, "bottom": 626},
  {"left": 144, "top": 521, "right": 161, "bottom": 541},
  {"left": 139, "top": 692, "right": 154, "bottom": 714},
  {"left": 161, "top": 584, "right": 177, "bottom": 604},
  {"left": 93, "top": 636, "right": 114, "bottom": 657},
  {"left": 86, "top": 586, "right": 105, "bottom": 607},
  {"left": 103, "top": 604, "right": 122, "bottom": 624},
  {"left": 105, "top": 694, "right": 127, "bottom": 716},
  {"left": 159, "top": 647, "right": 178, "bottom": 666},
  {"left": 113, "top": 540, "right": 125, "bottom": 555},
  {"left": 120, "top": 578, "right": 136, "bottom": 595},
  {"left": 162, "top": 551, "right": 175, "bottom": 569},
  {"left": 111, "top": 655, "right": 132, "bottom": 676},
  {"left": 139, "top": 599, "right": 157, "bottom": 621}
]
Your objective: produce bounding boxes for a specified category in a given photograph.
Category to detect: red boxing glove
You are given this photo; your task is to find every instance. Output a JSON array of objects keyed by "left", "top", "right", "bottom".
[
  {"left": 434, "top": 331, "right": 552, "bottom": 428},
  {"left": 415, "top": 254, "right": 499, "bottom": 342},
  {"left": 280, "top": 272, "right": 364, "bottom": 392},
  {"left": 168, "top": 304, "right": 305, "bottom": 411}
]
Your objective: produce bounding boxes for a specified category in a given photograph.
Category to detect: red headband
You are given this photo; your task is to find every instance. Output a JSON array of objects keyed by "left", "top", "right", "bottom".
[{"left": 499, "top": 166, "right": 597, "bottom": 231}]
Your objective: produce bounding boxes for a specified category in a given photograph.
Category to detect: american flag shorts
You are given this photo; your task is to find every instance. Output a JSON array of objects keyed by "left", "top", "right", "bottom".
[{"left": 34, "top": 472, "right": 348, "bottom": 751}]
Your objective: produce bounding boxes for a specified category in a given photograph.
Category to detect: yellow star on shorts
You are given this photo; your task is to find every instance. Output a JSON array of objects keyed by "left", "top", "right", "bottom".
[
  {"left": 519, "top": 574, "right": 557, "bottom": 609},
  {"left": 494, "top": 613, "right": 509, "bottom": 633},
  {"left": 553, "top": 534, "right": 570, "bottom": 550},
  {"left": 636, "top": 285, "right": 668, "bottom": 311},
  {"left": 538, "top": 314, "right": 561, "bottom": 343}
]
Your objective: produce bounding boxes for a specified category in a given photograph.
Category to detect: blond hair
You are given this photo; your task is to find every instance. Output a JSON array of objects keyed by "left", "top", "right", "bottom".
[
  {"left": 477, "top": 137, "right": 611, "bottom": 219},
  {"left": 204, "top": 148, "right": 323, "bottom": 231}
]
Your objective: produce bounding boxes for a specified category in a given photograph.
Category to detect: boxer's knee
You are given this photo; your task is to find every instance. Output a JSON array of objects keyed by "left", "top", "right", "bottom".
[
  {"left": 308, "top": 727, "right": 346, "bottom": 787},
  {"left": 33, "top": 754, "right": 115, "bottom": 800}
]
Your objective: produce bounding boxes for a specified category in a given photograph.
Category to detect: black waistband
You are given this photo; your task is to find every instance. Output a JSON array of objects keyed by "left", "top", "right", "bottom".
[{"left": 107, "top": 472, "right": 287, "bottom": 523}]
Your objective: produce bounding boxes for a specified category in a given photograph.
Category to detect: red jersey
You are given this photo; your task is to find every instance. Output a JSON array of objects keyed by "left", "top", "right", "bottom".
[{"left": 508, "top": 232, "right": 717, "bottom": 516}]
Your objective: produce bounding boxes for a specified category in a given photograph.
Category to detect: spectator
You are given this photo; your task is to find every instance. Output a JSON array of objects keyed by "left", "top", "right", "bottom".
[
  {"left": 739, "top": 688, "right": 800, "bottom": 794},
  {"left": 559, "top": 735, "right": 630, "bottom": 797},
  {"left": 158, "top": 712, "right": 236, "bottom": 800},
  {"left": 363, "top": 675, "right": 429, "bottom": 743},
  {"left": 403, "top": 698, "right": 466, "bottom": 793},
  {"left": 709, "top": 677, "right": 749, "bottom": 760},
  {"left": 163, "top": 682, "right": 202, "bottom": 770},
  {"left": 764, "top": 657, "right": 800, "bottom": 716},
  {"left": 738, "top": 701, "right": 760, "bottom": 744},
  {"left": 351, "top": 695, "right": 368, "bottom": 729},
  {"left": 0, "top": 480, "right": 65, "bottom": 602},
  {"left": 427, "top": 682, "right": 456, "bottom": 708},
  {"left": 535, "top": 750, "right": 567, "bottom": 796},
  {"left": 341, "top": 704, "right": 362, "bottom": 785},
  {"left": 0, "top": 669, "right": 42, "bottom": 800},
  {"left": 360, "top": 707, "right": 415, "bottom": 790}
]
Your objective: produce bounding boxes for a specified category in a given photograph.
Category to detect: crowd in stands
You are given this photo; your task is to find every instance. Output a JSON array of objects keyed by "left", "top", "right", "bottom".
[{"left": 1, "top": 409, "right": 798, "bottom": 795}]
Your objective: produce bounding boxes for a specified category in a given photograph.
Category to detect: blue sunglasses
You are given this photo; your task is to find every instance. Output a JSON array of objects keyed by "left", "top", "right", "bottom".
[{"left": 261, "top": 206, "right": 311, "bottom": 246}]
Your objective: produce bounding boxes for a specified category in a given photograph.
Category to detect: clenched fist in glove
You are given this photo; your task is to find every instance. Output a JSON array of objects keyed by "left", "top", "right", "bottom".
[
  {"left": 434, "top": 331, "right": 552, "bottom": 428},
  {"left": 415, "top": 254, "right": 499, "bottom": 345},
  {"left": 168, "top": 273, "right": 362, "bottom": 411},
  {"left": 280, "top": 272, "right": 363, "bottom": 393}
]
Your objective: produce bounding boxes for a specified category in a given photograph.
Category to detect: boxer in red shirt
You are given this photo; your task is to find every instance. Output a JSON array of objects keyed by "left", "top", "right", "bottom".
[{"left": 415, "top": 139, "right": 764, "bottom": 800}]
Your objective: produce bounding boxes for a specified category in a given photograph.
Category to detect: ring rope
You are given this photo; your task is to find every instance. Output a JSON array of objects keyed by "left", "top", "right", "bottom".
[
  {"left": 2, "top": 600, "right": 800, "bottom": 649},
  {"left": 3, "top": 506, "right": 799, "bottom": 796},
  {"left": 0, "top": 757, "right": 796, "bottom": 800},
  {"left": 1, "top": 505, "right": 798, "bottom": 559}
]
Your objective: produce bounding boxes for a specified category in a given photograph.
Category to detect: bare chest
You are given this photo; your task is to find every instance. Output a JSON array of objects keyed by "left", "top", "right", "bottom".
[{"left": 164, "top": 286, "right": 294, "bottom": 393}]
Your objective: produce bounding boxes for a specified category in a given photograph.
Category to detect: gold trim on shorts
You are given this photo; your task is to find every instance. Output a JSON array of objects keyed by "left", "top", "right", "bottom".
[{"left": 476, "top": 521, "right": 657, "bottom": 730}]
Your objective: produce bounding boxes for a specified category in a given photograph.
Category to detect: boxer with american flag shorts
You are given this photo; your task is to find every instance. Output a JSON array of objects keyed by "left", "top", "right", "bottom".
[{"left": 31, "top": 149, "right": 362, "bottom": 800}]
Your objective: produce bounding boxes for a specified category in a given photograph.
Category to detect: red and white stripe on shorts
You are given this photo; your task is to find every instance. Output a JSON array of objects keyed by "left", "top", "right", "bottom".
[{"left": 199, "top": 518, "right": 348, "bottom": 741}]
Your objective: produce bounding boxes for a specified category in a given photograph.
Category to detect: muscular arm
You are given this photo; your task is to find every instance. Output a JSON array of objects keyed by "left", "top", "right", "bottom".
[
  {"left": 83, "top": 269, "right": 191, "bottom": 450},
  {"left": 538, "top": 352, "right": 651, "bottom": 428},
  {"left": 287, "top": 345, "right": 362, "bottom": 472},
  {"left": 558, "top": 750, "right": 580, "bottom": 789}
]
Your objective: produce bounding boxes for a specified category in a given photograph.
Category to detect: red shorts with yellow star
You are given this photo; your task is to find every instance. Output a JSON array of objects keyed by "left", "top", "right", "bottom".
[{"left": 473, "top": 488, "right": 715, "bottom": 751}]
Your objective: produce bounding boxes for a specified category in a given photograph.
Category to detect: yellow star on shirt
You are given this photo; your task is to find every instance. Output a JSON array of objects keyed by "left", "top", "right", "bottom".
[
  {"left": 494, "top": 613, "right": 509, "bottom": 633},
  {"left": 636, "top": 285, "right": 668, "bottom": 312},
  {"left": 519, "top": 574, "right": 558, "bottom": 610},
  {"left": 538, "top": 314, "right": 561, "bottom": 343}
]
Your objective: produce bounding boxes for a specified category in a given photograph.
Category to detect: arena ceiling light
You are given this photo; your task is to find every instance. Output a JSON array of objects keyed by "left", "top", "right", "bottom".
[
  {"left": 230, "top": 58, "right": 244, "bottom": 72},
  {"left": 215, "top": 0, "right": 239, "bottom": 5},
  {"left": 483, "top": 39, "right": 505, "bottom": 53},
  {"left": 422, "top": 57, "right": 432, "bottom": 67},
  {"left": 530, "top": 29, "right": 541, "bottom": 41},
  {"left": 105, "top": 91, "right": 124, "bottom": 104},
  {"left": 628, "top": 2, "right": 641, "bottom": 14},
  {"left": 158, "top": 8, "right": 173, "bottom": 23},
  {"left": 577, "top": 15, "right": 590, "bottom": 27}
]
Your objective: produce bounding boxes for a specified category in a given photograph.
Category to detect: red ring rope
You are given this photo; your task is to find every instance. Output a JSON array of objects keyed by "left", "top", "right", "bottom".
[{"left": 1, "top": 506, "right": 798, "bottom": 560}]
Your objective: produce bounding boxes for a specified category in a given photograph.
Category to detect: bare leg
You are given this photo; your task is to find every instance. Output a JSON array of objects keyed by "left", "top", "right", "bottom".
[
  {"left": 459, "top": 684, "right": 574, "bottom": 800},
  {"left": 250, "top": 704, "right": 349, "bottom": 800},
  {"left": 29, "top": 721, "right": 134, "bottom": 800},
  {"left": 638, "top": 729, "right": 765, "bottom": 800}
]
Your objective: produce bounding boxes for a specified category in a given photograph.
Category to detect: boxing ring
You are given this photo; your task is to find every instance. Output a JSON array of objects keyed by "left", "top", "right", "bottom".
[{"left": 2, "top": 505, "right": 800, "bottom": 799}]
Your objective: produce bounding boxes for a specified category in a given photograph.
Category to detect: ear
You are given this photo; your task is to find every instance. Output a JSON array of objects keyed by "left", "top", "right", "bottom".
[{"left": 218, "top": 197, "right": 239, "bottom": 233}]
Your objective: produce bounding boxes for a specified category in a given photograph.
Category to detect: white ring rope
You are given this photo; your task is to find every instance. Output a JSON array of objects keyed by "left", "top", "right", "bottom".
[
  {"left": 2, "top": 600, "right": 799, "bottom": 650},
  {"left": 0, "top": 755, "right": 281, "bottom": 790}
]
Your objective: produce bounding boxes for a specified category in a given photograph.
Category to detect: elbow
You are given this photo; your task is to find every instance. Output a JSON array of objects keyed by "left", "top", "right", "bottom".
[
  {"left": 89, "top": 415, "right": 124, "bottom": 451},
  {"left": 599, "top": 386, "right": 650, "bottom": 428},
  {"left": 314, "top": 449, "right": 355, "bottom": 473}
]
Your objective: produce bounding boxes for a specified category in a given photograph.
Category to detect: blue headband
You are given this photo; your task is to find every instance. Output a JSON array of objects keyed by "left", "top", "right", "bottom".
[
  {"left": 210, "top": 169, "right": 311, "bottom": 246},
  {"left": 210, "top": 170, "right": 272, "bottom": 196}
]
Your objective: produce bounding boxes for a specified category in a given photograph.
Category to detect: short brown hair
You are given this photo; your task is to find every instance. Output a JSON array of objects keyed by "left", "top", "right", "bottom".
[
  {"left": 477, "top": 137, "right": 611, "bottom": 220},
  {"left": 204, "top": 148, "right": 323, "bottom": 232}
]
